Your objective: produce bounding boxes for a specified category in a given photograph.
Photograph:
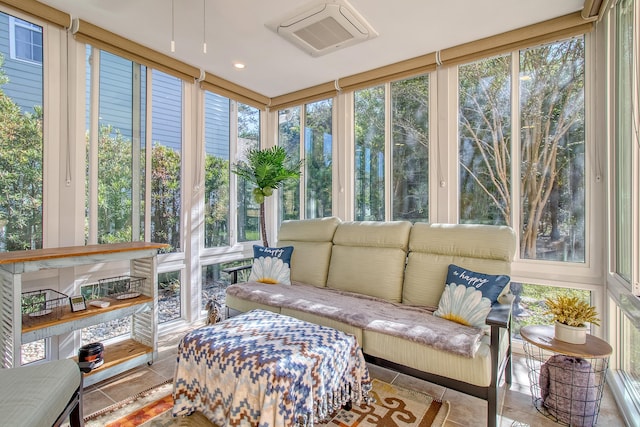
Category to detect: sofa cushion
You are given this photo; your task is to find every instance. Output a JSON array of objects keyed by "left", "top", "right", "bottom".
[
  {"left": 403, "top": 223, "right": 516, "bottom": 307},
  {"left": 327, "top": 221, "right": 412, "bottom": 302},
  {"left": 225, "top": 282, "right": 484, "bottom": 358},
  {"left": 445, "top": 263, "right": 510, "bottom": 304},
  {"left": 277, "top": 217, "right": 340, "bottom": 287},
  {"left": 248, "top": 245, "right": 294, "bottom": 285},
  {"left": 363, "top": 327, "right": 510, "bottom": 387}
]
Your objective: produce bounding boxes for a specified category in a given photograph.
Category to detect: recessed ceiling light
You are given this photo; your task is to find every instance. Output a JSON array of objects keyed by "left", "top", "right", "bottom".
[{"left": 233, "top": 62, "right": 246, "bottom": 69}]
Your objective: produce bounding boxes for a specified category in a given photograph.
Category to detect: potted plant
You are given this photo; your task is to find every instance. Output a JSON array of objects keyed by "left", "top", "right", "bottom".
[
  {"left": 232, "top": 146, "right": 302, "bottom": 247},
  {"left": 544, "top": 295, "right": 600, "bottom": 344}
]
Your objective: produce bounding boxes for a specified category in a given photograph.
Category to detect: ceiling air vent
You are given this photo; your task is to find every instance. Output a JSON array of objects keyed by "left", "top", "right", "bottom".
[{"left": 266, "top": 0, "right": 378, "bottom": 57}]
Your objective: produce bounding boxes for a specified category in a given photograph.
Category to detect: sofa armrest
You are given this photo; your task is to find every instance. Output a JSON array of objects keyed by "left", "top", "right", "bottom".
[
  {"left": 223, "top": 264, "right": 252, "bottom": 284},
  {"left": 486, "top": 294, "right": 513, "bottom": 390},
  {"left": 485, "top": 299, "right": 513, "bottom": 328}
]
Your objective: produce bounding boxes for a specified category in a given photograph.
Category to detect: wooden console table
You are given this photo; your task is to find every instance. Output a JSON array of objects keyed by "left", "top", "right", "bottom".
[{"left": 0, "top": 242, "right": 167, "bottom": 386}]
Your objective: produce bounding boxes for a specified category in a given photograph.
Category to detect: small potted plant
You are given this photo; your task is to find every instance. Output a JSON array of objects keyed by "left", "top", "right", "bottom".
[{"left": 544, "top": 295, "right": 600, "bottom": 344}]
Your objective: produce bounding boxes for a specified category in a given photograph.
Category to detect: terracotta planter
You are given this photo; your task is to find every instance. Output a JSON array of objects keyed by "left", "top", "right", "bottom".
[{"left": 554, "top": 321, "right": 588, "bottom": 344}]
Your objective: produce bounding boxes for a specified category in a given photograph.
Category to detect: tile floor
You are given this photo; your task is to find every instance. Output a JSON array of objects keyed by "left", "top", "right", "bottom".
[{"left": 81, "top": 324, "right": 627, "bottom": 427}]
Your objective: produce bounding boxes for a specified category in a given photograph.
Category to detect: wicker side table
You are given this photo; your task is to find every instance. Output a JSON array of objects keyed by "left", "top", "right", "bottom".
[{"left": 520, "top": 325, "right": 612, "bottom": 427}]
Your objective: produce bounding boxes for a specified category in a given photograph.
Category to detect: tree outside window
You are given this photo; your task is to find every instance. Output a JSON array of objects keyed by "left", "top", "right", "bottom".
[{"left": 459, "top": 37, "right": 586, "bottom": 262}]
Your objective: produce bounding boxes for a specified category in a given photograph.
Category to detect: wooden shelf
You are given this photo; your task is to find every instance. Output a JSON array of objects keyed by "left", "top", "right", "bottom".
[
  {"left": 72, "top": 338, "right": 152, "bottom": 377},
  {"left": 21, "top": 295, "right": 153, "bottom": 334},
  {"left": 0, "top": 242, "right": 168, "bottom": 266},
  {"left": 1, "top": 242, "right": 161, "bottom": 385}
]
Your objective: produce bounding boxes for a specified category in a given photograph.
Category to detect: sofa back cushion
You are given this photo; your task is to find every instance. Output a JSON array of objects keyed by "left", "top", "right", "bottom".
[
  {"left": 403, "top": 223, "right": 516, "bottom": 307},
  {"left": 327, "top": 221, "right": 412, "bottom": 302},
  {"left": 277, "top": 216, "right": 341, "bottom": 287}
]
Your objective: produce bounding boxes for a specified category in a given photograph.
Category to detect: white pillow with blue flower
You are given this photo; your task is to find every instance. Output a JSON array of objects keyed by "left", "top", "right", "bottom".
[{"left": 248, "top": 245, "right": 294, "bottom": 285}]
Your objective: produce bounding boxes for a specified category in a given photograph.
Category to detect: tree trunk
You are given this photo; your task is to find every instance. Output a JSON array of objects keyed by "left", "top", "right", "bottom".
[{"left": 259, "top": 202, "right": 269, "bottom": 247}]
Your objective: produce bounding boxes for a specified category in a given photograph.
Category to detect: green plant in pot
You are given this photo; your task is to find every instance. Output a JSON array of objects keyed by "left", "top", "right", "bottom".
[
  {"left": 232, "top": 146, "right": 302, "bottom": 247},
  {"left": 544, "top": 295, "right": 600, "bottom": 344}
]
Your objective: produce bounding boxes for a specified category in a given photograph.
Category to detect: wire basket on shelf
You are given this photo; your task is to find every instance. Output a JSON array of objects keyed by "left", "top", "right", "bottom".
[
  {"left": 99, "top": 276, "right": 145, "bottom": 300},
  {"left": 21, "top": 289, "right": 69, "bottom": 325}
]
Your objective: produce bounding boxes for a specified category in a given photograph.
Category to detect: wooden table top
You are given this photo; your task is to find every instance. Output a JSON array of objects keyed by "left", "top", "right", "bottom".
[
  {"left": 520, "top": 324, "right": 612, "bottom": 358},
  {"left": 0, "top": 242, "right": 169, "bottom": 265}
]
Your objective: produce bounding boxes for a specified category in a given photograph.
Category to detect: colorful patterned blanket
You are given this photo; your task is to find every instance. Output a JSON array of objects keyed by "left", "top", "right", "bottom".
[{"left": 172, "top": 309, "right": 372, "bottom": 427}]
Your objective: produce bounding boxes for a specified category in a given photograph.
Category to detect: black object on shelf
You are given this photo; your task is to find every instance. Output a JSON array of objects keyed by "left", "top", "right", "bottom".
[{"left": 78, "top": 342, "right": 104, "bottom": 373}]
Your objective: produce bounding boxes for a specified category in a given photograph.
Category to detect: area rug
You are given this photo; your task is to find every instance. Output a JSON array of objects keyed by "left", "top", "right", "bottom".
[{"left": 84, "top": 378, "right": 450, "bottom": 427}]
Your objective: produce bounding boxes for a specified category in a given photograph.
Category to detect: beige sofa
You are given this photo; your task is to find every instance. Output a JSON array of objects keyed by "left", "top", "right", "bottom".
[{"left": 225, "top": 217, "right": 516, "bottom": 427}]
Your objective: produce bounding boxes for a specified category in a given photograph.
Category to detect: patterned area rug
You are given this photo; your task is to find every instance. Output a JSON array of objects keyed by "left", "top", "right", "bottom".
[{"left": 85, "top": 378, "right": 450, "bottom": 427}]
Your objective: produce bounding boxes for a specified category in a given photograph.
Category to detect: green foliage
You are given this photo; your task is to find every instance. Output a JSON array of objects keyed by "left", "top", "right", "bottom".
[
  {"left": 232, "top": 146, "right": 301, "bottom": 246},
  {"left": 0, "top": 57, "right": 43, "bottom": 251},
  {"left": 232, "top": 146, "right": 302, "bottom": 203},
  {"left": 151, "top": 143, "right": 181, "bottom": 249},
  {"left": 204, "top": 155, "right": 230, "bottom": 247},
  {"left": 354, "top": 86, "right": 385, "bottom": 220},
  {"left": 95, "top": 125, "right": 134, "bottom": 244}
]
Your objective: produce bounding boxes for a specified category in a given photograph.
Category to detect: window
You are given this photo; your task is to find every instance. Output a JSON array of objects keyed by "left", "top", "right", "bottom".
[
  {"left": 204, "top": 92, "right": 231, "bottom": 247},
  {"left": 614, "top": 0, "right": 635, "bottom": 283},
  {"left": 158, "top": 270, "right": 181, "bottom": 323},
  {"left": 608, "top": 0, "right": 640, "bottom": 420},
  {"left": 151, "top": 70, "right": 182, "bottom": 252},
  {"left": 0, "top": 13, "right": 43, "bottom": 251},
  {"left": 86, "top": 47, "right": 146, "bottom": 244},
  {"left": 354, "top": 85, "right": 385, "bottom": 221},
  {"left": 458, "top": 37, "right": 586, "bottom": 262},
  {"left": 459, "top": 55, "right": 511, "bottom": 226},
  {"left": 236, "top": 103, "right": 260, "bottom": 242},
  {"left": 10, "top": 17, "right": 42, "bottom": 64},
  {"left": 305, "top": 99, "right": 333, "bottom": 218},
  {"left": 353, "top": 76, "right": 430, "bottom": 222},
  {"left": 278, "top": 99, "right": 332, "bottom": 221},
  {"left": 278, "top": 107, "right": 301, "bottom": 220},
  {"left": 202, "top": 260, "right": 251, "bottom": 311},
  {"left": 391, "top": 76, "right": 429, "bottom": 222}
]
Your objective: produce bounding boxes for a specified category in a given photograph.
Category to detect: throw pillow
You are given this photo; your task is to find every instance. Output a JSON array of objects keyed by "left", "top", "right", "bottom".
[
  {"left": 433, "top": 264, "right": 510, "bottom": 328},
  {"left": 434, "top": 283, "right": 492, "bottom": 328},
  {"left": 445, "top": 264, "right": 510, "bottom": 304},
  {"left": 248, "top": 245, "right": 294, "bottom": 285}
]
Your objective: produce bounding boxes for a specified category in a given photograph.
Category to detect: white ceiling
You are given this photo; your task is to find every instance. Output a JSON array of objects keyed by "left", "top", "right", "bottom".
[{"left": 38, "top": 0, "right": 585, "bottom": 98}]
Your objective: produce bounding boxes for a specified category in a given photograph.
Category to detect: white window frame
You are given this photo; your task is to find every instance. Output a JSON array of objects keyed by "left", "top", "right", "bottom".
[{"left": 9, "top": 16, "right": 43, "bottom": 65}]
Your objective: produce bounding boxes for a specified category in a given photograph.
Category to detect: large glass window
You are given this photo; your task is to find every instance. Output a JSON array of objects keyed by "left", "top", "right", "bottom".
[
  {"left": 458, "top": 37, "right": 586, "bottom": 262},
  {"left": 354, "top": 85, "right": 385, "bottom": 221},
  {"left": 0, "top": 12, "right": 43, "bottom": 252},
  {"left": 608, "top": 0, "right": 640, "bottom": 420},
  {"left": 86, "top": 48, "right": 146, "bottom": 244},
  {"left": 459, "top": 55, "right": 511, "bottom": 226},
  {"left": 204, "top": 92, "right": 231, "bottom": 247},
  {"left": 236, "top": 103, "right": 260, "bottom": 242},
  {"left": 614, "top": 0, "right": 634, "bottom": 282},
  {"left": 392, "top": 76, "right": 429, "bottom": 222},
  {"left": 151, "top": 70, "right": 182, "bottom": 252},
  {"left": 520, "top": 38, "right": 585, "bottom": 262},
  {"left": 277, "top": 99, "right": 333, "bottom": 221},
  {"left": 305, "top": 99, "right": 332, "bottom": 218},
  {"left": 278, "top": 107, "right": 301, "bottom": 221}
]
